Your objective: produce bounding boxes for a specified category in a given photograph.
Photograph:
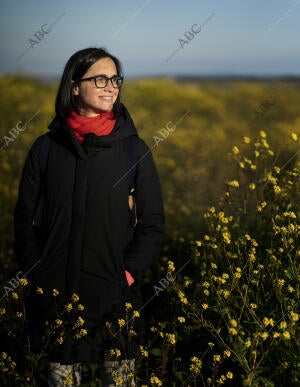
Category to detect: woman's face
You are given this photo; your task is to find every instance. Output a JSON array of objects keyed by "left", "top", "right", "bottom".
[{"left": 73, "top": 57, "right": 119, "bottom": 117}]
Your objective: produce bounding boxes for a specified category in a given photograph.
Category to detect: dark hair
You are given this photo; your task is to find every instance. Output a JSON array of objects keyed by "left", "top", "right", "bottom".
[{"left": 55, "top": 47, "right": 123, "bottom": 120}]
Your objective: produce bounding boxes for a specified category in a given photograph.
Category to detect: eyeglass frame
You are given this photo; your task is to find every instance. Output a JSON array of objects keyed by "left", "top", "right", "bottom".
[{"left": 77, "top": 74, "right": 124, "bottom": 89}]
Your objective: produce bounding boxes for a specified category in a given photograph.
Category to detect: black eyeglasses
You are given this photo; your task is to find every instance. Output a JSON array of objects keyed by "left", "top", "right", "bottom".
[{"left": 79, "top": 74, "right": 124, "bottom": 89}]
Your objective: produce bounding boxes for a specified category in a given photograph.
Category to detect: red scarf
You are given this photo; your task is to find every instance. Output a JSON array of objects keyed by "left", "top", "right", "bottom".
[{"left": 66, "top": 110, "right": 116, "bottom": 144}]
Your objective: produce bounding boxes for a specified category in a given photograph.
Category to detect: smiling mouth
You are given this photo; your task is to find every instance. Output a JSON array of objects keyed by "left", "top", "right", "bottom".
[{"left": 100, "top": 96, "right": 113, "bottom": 100}]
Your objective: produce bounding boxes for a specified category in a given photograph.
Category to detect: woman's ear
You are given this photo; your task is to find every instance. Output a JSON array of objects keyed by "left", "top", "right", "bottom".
[{"left": 72, "top": 80, "right": 80, "bottom": 96}]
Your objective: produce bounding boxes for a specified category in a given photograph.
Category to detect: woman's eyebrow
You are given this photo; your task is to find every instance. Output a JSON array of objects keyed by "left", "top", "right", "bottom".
[{"left": 92, "top": 73, "right": 118, "bottom": 77}]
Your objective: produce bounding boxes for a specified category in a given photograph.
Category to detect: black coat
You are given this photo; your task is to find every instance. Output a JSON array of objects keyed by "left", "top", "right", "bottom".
[{"left": 13, "top": 105, "right": 165, "bottom": 363}]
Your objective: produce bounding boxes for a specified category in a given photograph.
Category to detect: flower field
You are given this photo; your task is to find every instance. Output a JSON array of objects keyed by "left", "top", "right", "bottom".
[{"left": 0, "top": 76, "right": 299, "bottom": 385}]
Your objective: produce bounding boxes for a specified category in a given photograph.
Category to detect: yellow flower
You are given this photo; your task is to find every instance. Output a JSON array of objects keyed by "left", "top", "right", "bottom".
[
  {"left": 245, "top": 339, "right": 251, "bottom": 348},
  {"left": 211, "top": 262, "right": 217, "bottom": 269},
  {"left": 125, "top": 302, "right": 132, "bottom": 309},
  {"left": 227, "top": 180, "right": 239, "bottom": 188},
  {"left": 118, "top": 319, "right": 126, "bottom": 327},
  {"left": 167, "top": 260, "right": 175, "bottom": 272},
  {"left": 263, "top": 317, "right": 275, "bottom": 327},
  {"left": 65, "top": 303, "right": 73, "bottom": 312},
  {"left": 202, "top": 303, "right": 208, "bottom": 310},
  {"left": 274, "top": 185, "right": 281, "bottom": 194},
  {"left": 291, "top": 132, "right": 298, "bottom": 142},
  {"left": 283, "top": 331, "right": 291, "bottom": 340},
  {"left": 133, "top": 310, "right": 140, "bottom": 318},
  {"left": 279, "top": 321, "right": 287, "bottom": 330},
  {"left": 213, "top": 354, "right": 221, "bottom": 362},
  {"left": 52, "top": 289, "right": 59, "bottom": 297},
  {"left": 165, "top": 333, "right": 176, "bottom": 345},
  {"left": 217, "top": 376, "right": 226, "bottom": 384},
  {"left": 222, "top": 232, "right": 231, "bottom": 244},
  {"left": 16, "top": 312, "right": 23, "bottom": 318},
  {"left": 56, "top": 337, "right": 64, "bottom": 345},
  {"left": 282, "top": 211, "right": 297, "bottom": 219},
  {"left": 226, "top": 372, "right": 233, "bottom": 379},
  {"left": 55, "top": 319, "right": 63, "bottom": 327},
  {"left": 35, "top": 287, "right": 43, "bottom": 295},
  {"left": 249, "top": 253, "right": 256, "bottom": 262},
  {"left": 244, "top": 136, "right": 251, "bottom": 144},
  {"left": 195, "top": 240, "right": 202, "bottom": 246},
  {"left": 184, "top": 278, "right": 192, "bottom": 287},
  {"left": 11, "top": 292, "right": 18, "bottom": 300},
  {"left": 114, "top": 376, "right": 123, "bottom": 386},
  {"left": 189, "top": 356, "right": 202, "bottom": 375},
  {"left": 262, "top": 139, "right": 269, "bottom": 149},
  {"left": 77, "top": 304, "right": 84, "bottom": 311},
  {"left": 260, "top": 130, "right": 267, "bottom": 138},
  {"left": 107, "top": 349, "right": 121, "bottom": 358},
  {"left": 277, "top": 279, "right": 285, "bottom": 287},
  {"left": 177, "top": 316, "right": 185, "bottom": 323},
  {"left": 203, "top": 289, "right": 210, "bottom": 296},
  {"left": 230, "top": 319, "right": 238, "bottom": 327},
  {"left": 129, "top": 329, "right": 137, "bottom": 336},
  {"left": 249, "top": 183, "right": 256, "bottom": 190},
  {"left": 20, "top": 278, "right": 28, "bottom": 286},
  {"left": 260, "top": 331, "right": 268, "bottom": 340},
  {"left": 250, "top": 303, "right": 257, "bottom": 309},
  {"left": 273, "top": 332, "right": 280, "bottom": 338},
  {"left": 288, "top": 286, "right": 294, "bottom": 293},
  {"left": 140, "top": 345, "right": 148, "bottom": 357},
  {"left": 257, "top": 201, "right": 267, "bottom": 212},
  {"left": 290, "top": 312, "right": 299, "bottom": 322},
  {"left": 254, "top": 150, "right": 260, "bottom": 158},
  {"left": 232, "top": 146, "right": 239, "bottom": 155},
  {"left": 224, "top": 350, "right": 231, "bottom": 358},
  {"left": 228, "top": 327, "right": 237, "bottom": 336},
  {"left": 71, "top": 293, "right": 79, "bottom": 303},
  {"left": 267, "top": 174, "right": 277, "bottom": 185},
  {"left": 178, "top": 290, "right": 188, "bottom": 305},
  {"left": 75, "top": 316, "right": 84, "bottom": 327},
  {"left": 79, "top": 329, "right": 87, "bottom": 336},
  {"left": 150, "top": 374, "right": 163, "bottom": 386},
  {"left": 274, "top": 166, "right": 281, "bottom": 174}
]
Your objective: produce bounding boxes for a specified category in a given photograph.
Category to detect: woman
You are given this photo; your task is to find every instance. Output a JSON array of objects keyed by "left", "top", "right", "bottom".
[{"left": 13, "top": 47, "right": 165, "bottom": 386}]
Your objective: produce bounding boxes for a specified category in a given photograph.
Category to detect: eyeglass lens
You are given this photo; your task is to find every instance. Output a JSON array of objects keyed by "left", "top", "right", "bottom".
[{"left": 95, "top": 76, "right": 122, "bottom": 88}]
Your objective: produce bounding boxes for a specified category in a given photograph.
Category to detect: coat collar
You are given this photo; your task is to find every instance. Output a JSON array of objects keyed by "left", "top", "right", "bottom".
[{"left": 48, "top": 104, "right": 138, "bottom": 160}]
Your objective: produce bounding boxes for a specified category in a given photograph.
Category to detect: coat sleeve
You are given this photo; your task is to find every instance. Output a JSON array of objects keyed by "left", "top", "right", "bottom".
[
  {"left": 123, "top": 138, "right": 165, "bottom": 282},
  {"left": 13, "top": 137, "right": 42, "bottom": 273}
]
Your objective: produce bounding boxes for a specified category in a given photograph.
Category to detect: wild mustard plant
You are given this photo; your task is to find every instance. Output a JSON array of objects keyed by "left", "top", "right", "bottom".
[{"left": 172, "top": 131, "right": 300, "bottom": 385}]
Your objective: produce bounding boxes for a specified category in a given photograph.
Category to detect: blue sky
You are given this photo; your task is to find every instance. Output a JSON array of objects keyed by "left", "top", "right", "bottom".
[{"left": 0, "top": 0, "right": 299, "bottom": 78}]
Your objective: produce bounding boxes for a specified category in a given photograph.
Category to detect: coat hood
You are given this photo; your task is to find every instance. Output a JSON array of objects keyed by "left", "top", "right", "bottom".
[{"left": 48, "top": 104, "right": 138, "bottom": 159}]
